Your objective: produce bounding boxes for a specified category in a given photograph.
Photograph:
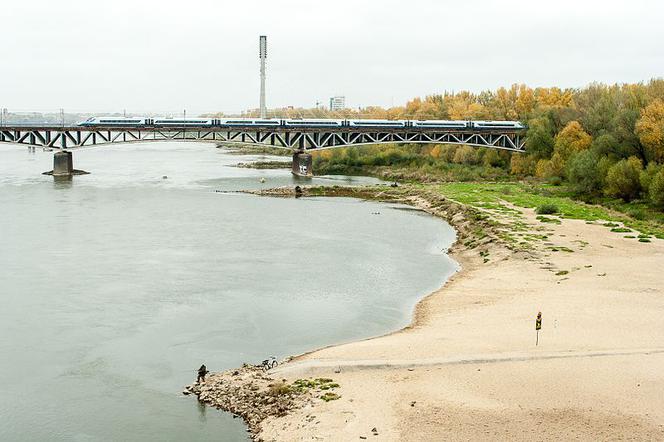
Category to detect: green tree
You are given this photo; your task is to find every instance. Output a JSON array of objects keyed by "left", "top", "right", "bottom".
[
  {"left": 525, "top": 116, "right": 555, "bottom": 159},
  {"left": 604, "top": 157, "right": 644, "bottom": 201},
  {"left": 649, "top": 168, "right": 664, "bottom": 208},
  {"left": 640, "top": 162, "right": 662, "bottom": 195},
  {"left": 566, "top": 150, "right": 604, "bottom": 195}
]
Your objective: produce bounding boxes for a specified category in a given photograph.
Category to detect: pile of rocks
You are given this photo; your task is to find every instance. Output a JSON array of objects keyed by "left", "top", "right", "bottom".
[{"left": 183, "top": 365, "right": 323, "bottom": 440}]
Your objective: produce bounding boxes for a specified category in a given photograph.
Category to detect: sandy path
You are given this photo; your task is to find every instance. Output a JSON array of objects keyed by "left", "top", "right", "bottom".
[{"left": 258, "top": 207, "right": 664, "bottom": 441}]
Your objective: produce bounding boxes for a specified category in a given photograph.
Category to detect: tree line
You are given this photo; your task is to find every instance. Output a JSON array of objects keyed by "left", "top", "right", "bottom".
[{"left": 241, "top": 80, "right": 664, "bottom": 208}]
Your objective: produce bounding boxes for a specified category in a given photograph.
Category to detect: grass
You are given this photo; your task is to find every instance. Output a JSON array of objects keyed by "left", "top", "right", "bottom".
[
  {"left": 432, "top": 182, "right": 664, "bottom": 238},
  {"left": 292, "top": 378, "right": 340, "bottom": 394},
  {"left": 320, "top": 392, "right": 341, "bottom": 402},
  {"left": 610, "top": 227, "right": 631, "bottom": 233},
  {"left": 537, "top": 216, "right": 562, "bottom": 224}
]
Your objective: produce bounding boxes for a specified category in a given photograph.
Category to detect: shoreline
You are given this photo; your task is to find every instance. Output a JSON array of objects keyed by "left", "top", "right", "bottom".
[
  {"left": 190, "top": 183, "right": 664, "bottom": 441},
  {"left": 187, "top": 183, "right": 506, "bottom": 438}
]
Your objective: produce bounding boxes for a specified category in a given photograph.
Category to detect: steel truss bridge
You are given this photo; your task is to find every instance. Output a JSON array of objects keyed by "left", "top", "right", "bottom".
[{"left": 0, "top": 125, "right": 526, "bottom": 152}]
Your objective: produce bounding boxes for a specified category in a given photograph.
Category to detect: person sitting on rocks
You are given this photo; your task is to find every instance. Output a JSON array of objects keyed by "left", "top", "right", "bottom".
[{"left": 197, "top": 364, "right": 208, "bottom": 384}]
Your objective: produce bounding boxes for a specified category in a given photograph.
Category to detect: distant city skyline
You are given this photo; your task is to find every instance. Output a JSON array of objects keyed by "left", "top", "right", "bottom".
[{"left": 1, "top": 0, "right": 663, "bottom": 115}]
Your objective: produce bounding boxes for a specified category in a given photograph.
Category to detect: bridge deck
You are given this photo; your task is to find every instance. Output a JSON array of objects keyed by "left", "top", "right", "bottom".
[{"left": 0, "top": 125, "right": 526, "bottom": 152}]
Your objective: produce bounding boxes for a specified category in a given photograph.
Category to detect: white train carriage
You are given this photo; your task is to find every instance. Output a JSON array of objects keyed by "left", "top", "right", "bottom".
[
  {"left": 218, "top": 119, "right": 281, "bottom": 126},
  {"left": 283, "top": 119, "right": 344, "bottom": 127},
  {"left": 411, "top": 120, "right": 469, "bottom": 129},
  {"left": 347, "top": 119, "right": 407, "bottom": 128},
  {"left": 153, "top": 118, "right": 212, "bottom": 126},
  {"left": 78, "top": 117, "right": 148, "bottom": 126},
  {"left": 471, "top": 121, "right": 525, "bottom": 130}
]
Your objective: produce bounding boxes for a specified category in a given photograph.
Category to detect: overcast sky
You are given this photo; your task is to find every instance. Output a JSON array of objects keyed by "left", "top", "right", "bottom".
[{"left": 1, "top": 0, "right": 663, "bottom": 115}]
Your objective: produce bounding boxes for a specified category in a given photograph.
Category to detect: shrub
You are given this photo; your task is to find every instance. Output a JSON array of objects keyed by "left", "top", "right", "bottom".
[
  {"left": 604, "top": 157, "right": 643, "bottom": 201},
  {"left": 536, "top": 203, "right": 559, "bottom": 215},
  {"left": 649, "top": 168, "right": 664, "bottom": 208},
  {"left": 566, "top": 150, "right": 603, "bottom": 195},
  {"left": 640, "top": 162, "right": 662, "bottom": 195},
  {"left": 268, "top": 382, "right": 293, "bottom": 396},
  {"left": 548, "top": 176, "right": 563, "bottom": 186},
  {"left": 610, "top": 227, "right": 631, "bottom": 233},
  {"left": 320, "top": 392, "right": 340, "bottom": 402}
]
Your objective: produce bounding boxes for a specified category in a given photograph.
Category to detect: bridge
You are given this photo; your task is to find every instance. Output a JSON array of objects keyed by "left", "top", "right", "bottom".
[{"left": 0, "top": 123, "right": 526, "bottom": 177}]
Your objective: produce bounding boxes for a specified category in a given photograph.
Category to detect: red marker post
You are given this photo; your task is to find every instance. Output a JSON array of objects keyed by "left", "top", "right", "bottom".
[{"left": 535, "top": 312, "right": 542, "bottom": 345}]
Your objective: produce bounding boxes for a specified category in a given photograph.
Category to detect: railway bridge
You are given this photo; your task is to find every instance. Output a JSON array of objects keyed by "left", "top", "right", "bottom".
[{"left": 0, "top": 123, "right": 526, "bottom": 177}]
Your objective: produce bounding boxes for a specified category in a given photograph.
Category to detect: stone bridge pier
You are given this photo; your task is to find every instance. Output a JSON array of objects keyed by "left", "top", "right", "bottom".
[{"left": 292, "top": 151, "right": 313, "bottom": 177}]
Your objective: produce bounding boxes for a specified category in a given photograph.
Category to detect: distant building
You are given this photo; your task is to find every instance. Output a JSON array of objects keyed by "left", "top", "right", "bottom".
[{"left": 329, "top": 96, "right": 346, "bottom": 111}]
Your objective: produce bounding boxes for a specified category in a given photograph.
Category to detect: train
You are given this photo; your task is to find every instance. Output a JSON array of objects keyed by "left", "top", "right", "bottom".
[{"left": 78, "top": 117, "right": 525, "bottom": 130}]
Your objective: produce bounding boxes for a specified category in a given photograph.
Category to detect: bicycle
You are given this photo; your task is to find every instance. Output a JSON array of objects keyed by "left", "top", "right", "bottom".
[{"left": 261, "top": 356, "right": 277, "bottom": 371}]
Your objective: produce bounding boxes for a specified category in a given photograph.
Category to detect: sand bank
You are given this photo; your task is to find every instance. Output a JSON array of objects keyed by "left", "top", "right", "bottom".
[{"left": 256, "top": 191, "right": 664, "bottom": 441}]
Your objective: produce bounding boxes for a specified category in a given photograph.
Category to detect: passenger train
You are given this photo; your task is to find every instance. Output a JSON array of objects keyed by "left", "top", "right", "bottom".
[{"left": 78, "top": 117, "right": 525, "bottom": 130}]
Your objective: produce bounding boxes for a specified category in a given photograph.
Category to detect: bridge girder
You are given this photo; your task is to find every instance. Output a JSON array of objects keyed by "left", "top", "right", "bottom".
[{"left": 0, "top": 127, "right": 526, "bottom": 152}]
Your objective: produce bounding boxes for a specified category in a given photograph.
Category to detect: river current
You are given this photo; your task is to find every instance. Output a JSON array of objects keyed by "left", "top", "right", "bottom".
[{"left": 0, "top": 142, "right": 457, "bottom": 441}]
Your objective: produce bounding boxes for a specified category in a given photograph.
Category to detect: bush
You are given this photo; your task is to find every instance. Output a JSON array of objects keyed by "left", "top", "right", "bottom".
[
  {"left": 268, "top": 382, "right": 293, "bottom": 396},
  {"left": 566, "top": 150, "right": 603, "bottom": 195},
  {"left": 536, "top": 203, "right": 560, "bottom": 215},
  {"left": 639, "top": 162, "right": 662, "bottom": 194},
  {"left": 649, "top": 168, "right": 664, "bottom": 208},
  {"left": 549, "top": 176, "right": 563, "bottom": 186},
  {"left": 604, "top": 157, "right": 643, "bottom": 202}
]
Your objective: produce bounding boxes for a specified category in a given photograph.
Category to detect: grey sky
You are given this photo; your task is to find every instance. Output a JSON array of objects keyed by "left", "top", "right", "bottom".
[{"left": 2, "top": 0, "right": 663, "bottom": 115}]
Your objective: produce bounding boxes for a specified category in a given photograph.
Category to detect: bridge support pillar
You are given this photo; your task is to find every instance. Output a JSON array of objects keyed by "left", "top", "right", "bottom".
[
  {"left": 53, "top": 150, "right": 74, "bottom": 176},
  {"left": 42, "top": 150, "right": 89, "bottom": 178},
  {"left": 291, "top": 151, "right": 313, "bottom": 177}
]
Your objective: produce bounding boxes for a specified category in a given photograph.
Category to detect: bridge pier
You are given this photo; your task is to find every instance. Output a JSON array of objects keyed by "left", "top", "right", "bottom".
[
  {"left": 291, "top": 151, "right": 313, "bottom": 177},
  {"left": 42, "top": 150, "right": 89, "bottom": 178},
  {"left": 53, "top": 150, "right": 74, "bottom": 176}
]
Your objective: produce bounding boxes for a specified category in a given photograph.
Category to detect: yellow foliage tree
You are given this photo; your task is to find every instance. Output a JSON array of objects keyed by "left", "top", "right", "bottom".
[
  {"left": 553, "top": 121, "right": 592, "bottom": 160},
  {"left": 510, "top": 154, "right": 536, "bottom": 175},
  {"left": 635, "top": 99, "right": 664, "bottom": 163}
]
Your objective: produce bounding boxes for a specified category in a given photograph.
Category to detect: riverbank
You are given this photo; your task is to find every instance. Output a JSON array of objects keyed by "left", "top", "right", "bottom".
[{"left": 191, "top": 183, "right": 664, "bottom": 441}]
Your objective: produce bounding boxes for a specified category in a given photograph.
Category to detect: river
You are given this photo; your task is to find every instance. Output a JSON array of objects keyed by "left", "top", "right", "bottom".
[{"left": 0, "top": 142, "right": 458, "bottom": 441}]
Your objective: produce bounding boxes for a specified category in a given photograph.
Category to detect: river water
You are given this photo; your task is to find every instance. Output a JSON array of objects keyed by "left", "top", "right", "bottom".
[{"left": 0, "top": 142, "right": 458, "bottom": 441}]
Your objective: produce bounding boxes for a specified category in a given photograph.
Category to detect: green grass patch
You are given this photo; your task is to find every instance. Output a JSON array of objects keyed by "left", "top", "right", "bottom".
[
  {"left": 537, "top": 216, "right": 562, "bottom": 224},
  {"left": 430, "top": 182, "right": 664, "bottom": 238},
  {"left": 610, "top": 227, "right": 631, "bottom": 233},
  {"left": 320, "top": 392, "right": 340, "bottom": 402},
  {"left": 292, "top": 378, "right": 340, "bottom": 394},
  {"left": 638, "top": 238, "right": 652, "bottom": 243},
  {"left": 555, "top": 270, "right": 569, "bottom": 276}
]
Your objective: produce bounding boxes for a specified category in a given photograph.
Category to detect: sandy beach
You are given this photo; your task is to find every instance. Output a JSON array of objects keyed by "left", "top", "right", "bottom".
[{"left": 255, "top": 199, "right": 664, "bottom": 441}]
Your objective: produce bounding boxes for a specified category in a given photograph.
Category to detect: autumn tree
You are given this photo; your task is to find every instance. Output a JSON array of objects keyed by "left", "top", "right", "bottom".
[
  {"left": 553, "top": 121, "right": 592, "bottom": 159},
  {"left": 635, "top": 99, "right": 664, "bottom": 163}
]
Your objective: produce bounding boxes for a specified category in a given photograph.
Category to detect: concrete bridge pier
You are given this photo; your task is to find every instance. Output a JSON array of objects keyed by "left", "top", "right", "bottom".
[
  {"left": 53, "top": 150, "right": 74, "bottom": 176},
  {"left": 292, "top": 151, "right": 313, "bottom": 177},
  {"left": 42, "top": 150, "right": 89, "bottom": 178}
]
